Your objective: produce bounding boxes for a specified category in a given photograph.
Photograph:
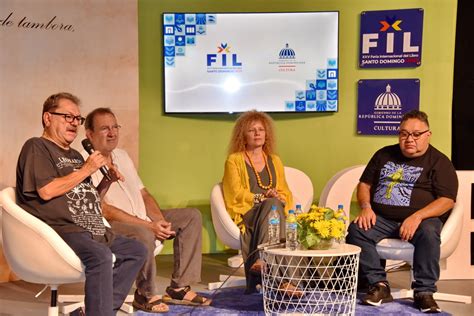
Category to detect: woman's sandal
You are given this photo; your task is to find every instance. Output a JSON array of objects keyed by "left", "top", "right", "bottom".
[
  {"left": 279, "top": 282, "right": 304, "bottom": 298},
  {"left": 249, "top": 259, "right": 265, "bottom": 276},
  {"left": 162, "top": 286, "right": 212, "bottom": 306},
  {"left": 132, "top": 290, "right": 169, "bottom": 313}
]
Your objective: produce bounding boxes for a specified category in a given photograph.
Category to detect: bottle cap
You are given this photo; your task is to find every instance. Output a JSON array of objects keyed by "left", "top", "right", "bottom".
[
  {"left": 271, "top": 205, "right": 277, "bottom": 211},
  {"left": 289, "top": 210, "right": 295, "bottom": 214},
  {"left": 296, "top": 204, "right": 301, "bottom": 208},
  {"left": 338, "top": 204, "right": 343, "bottom": 209}
]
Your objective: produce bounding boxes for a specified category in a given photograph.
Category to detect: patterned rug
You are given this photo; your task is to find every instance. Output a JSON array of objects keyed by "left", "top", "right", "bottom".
[{"left": 135, "top": 288, "right": 452, "bottom": 315}]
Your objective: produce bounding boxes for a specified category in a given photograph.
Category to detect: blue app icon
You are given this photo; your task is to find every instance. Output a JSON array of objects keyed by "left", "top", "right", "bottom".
[
  {"left": 295, "top": 101, "right": 306, "bottom": 112},
  {"left": 316, "top": 101, "right": 327, "bottom": 111},
  {"left": 196, "top": 14, "right": 206, "bottom": 25},
  {"left": 175, "top": 13, "right": 185, "bottom": 25},
  {"left": 316, "top": 80, "right": 327, "bottom": 90}
]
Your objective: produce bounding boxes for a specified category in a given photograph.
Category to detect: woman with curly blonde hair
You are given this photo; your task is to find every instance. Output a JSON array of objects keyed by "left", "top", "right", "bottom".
[{"left": 222, "top": 110, "right": 294, "bottom": 293}]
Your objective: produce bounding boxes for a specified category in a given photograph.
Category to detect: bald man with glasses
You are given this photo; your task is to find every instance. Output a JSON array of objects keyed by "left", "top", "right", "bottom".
[{"left": 346, "top": 110, "right": 458, "bottom": 313}]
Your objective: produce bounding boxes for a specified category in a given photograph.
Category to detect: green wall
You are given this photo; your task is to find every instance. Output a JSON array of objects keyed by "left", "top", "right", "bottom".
[{"left": 138, "top": 0, "right": 457, "bottom": 254}]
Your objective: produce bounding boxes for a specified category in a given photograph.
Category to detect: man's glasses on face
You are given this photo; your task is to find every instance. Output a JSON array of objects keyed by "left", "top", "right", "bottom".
[
  {"left": 399, "top": 129, "right": 430, "bottom": 140},
  {"left": 49, "top": 112, "right": 86, "bottom": 125},
  {"left": 98, "top": 124, "right": 121, "bottom": 134}
]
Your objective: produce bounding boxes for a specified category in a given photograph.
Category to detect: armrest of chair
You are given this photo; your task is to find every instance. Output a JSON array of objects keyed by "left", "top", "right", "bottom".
[
  {"left": 210, "top": 184, "right": 241, "bottom": 250},
  {"left": 440, "top": 202, "right": 463, "bottom": 259}
]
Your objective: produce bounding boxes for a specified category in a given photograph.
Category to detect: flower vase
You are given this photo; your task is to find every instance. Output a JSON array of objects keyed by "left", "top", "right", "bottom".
[{"left": 308, "top": 238, "right": 334, "bottom": 250}]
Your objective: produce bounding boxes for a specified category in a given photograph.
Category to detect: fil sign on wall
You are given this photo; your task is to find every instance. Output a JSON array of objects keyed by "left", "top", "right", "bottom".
[{"left": 359, "top": 8, "right": 423, "bottom": 68}]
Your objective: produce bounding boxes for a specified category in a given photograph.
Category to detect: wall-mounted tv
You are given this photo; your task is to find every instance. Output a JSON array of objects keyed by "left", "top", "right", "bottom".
[{"left": 163, "top": 12, "right": 339, "bottom": 114}]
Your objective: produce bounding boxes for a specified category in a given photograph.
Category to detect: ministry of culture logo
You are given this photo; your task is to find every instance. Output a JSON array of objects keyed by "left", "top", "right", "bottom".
[
  {"left": 374, "top": 84, "right": 402, "bottom": 111},
  {"left": 206, "top": 43, "right": 242, "bottom": 73},
  {"left": 269, "top": 43, "right": 305, "bottom": 72},
  {"left": 279, "top": 43, "right": 296, "bottom": 59}
]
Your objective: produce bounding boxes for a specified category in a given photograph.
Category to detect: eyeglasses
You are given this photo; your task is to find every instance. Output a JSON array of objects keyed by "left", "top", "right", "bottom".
[
  {"left": 49, "top": 112, "right": 85, "bottom": 125},
  {"left": 399, "top": 129, "right": 430, "bottom": 140},
  {"left": 98, "top": 124, "right": 121, "bottom": 134}
]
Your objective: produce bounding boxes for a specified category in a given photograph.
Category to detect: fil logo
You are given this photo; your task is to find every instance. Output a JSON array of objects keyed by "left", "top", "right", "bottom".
[
  {"left": 362, "top": 15, "right": 419, "bottom": 54},
  {"left": 207, "top": 43, "right": 242, "bottom": 67}
]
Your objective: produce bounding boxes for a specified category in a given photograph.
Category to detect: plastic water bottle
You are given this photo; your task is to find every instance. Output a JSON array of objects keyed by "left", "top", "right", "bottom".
[
  {"left": 295, "top": 204, "right": 303, "bottom": 217},
  {"left": 268, "top": 205, "right": 280, "bottom": 245},
  {"left": 286, "top": 210, "right": 298, "bottom": 250}
]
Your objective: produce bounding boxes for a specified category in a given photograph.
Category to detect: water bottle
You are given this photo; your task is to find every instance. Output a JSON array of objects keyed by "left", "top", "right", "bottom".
[
  {"left": 268, "top": 205, "right": 280, "bottom": 245},
  {"left": 295, "top": 204, "right": 303, "bottom": 217},
  {"left": 286, "top": 210, "right": 298, "bottom": 250}
]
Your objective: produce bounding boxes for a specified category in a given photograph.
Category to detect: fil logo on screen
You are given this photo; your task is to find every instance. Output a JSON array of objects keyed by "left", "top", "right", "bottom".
[
  {"left": 362, "top": 17, "right": 419, "bottom": 54},
  {"left": 207, "top": 43, "right": 242, "bottom": 67}
]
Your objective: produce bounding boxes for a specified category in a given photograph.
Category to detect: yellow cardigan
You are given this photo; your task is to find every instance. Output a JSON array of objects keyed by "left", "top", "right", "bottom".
[{"left": 222, "top": 152, "right": 294, "bottom": 229}]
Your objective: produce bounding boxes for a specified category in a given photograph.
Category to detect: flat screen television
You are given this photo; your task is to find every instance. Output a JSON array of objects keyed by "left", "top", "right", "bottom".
[{"left": 162, "top": 12, "right": 339, "bottom": 113}]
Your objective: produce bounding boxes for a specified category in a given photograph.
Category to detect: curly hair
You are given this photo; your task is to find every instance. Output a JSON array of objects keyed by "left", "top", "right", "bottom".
[{"left": 228, "top": 110, "right": 276, "bottom": 155}]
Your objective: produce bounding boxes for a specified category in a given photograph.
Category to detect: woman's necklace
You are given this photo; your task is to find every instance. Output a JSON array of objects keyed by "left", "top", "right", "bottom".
[{"left": 245, "top": 151, "right": 273, "bottom": 190}]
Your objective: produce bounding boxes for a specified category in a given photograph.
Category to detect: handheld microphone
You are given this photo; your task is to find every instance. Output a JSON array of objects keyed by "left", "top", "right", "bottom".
[{"left": 81, "top": 138, "right": 112, "bottom": 181}]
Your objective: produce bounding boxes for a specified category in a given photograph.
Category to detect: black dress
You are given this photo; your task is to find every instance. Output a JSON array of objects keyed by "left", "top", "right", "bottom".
[{"left": 241, "top": 156, "right": 286, "bottom": 293}]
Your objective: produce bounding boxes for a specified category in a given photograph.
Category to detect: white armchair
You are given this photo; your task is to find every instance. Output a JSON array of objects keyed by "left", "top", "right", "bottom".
[
  {"left": 209, "top": 166, "right": 313, "bottom": 289},
  {"left": 319, "top": 166, "right": 471, "bottom": 304},
  {"left": 0, "top": 187, "right": 164, "bottom": 315}
]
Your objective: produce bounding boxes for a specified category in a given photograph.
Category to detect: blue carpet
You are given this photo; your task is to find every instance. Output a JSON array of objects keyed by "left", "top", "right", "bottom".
[{"left": 135, "top": 288, "right": 452, "bottom": 315}]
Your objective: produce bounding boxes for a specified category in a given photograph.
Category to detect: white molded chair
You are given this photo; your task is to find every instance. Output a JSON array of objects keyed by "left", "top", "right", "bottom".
[
  {"left": 209, "top": 166, "right": 313, "bottom": 290},
  {"left": 319, "top": 166, "right": 471, "bottom": 304},
  {"left": 0, "top": 187, "right": 164, "bottom": 315}
]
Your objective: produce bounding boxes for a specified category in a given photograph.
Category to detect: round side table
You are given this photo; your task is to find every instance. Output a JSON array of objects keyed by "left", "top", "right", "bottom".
[{"left": 260, "top": 243, "right": 361, "bottom": 315}]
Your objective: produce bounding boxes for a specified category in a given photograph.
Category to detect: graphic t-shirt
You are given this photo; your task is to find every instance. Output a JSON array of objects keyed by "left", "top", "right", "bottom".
[
  {"left": 16, "top": 137, "right": 106, "bottom": 236},
  {"left": 360, "top": 144, "right": 458, "bottom": 222}
]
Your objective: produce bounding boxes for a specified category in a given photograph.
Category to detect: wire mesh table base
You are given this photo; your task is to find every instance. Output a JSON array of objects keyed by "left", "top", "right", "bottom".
[{"left": 260, "top": 244, "right": 361, "bottom": 315}]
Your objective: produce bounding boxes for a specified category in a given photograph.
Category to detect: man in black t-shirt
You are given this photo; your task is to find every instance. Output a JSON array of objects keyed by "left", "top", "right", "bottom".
[
  {"left": 16, "top": 92, "right": 147, "bottom": 315},
  {"left": 346, "top": 110, "right": 458, "bottom": 313}
]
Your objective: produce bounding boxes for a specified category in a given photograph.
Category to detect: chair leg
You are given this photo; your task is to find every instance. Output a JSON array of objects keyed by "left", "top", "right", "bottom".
[{"left": 48, "top": 286, "right": 59, "bottom": 316}]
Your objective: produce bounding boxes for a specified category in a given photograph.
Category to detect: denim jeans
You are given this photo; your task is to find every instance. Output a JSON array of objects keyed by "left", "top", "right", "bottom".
[
  {"left": 346, "top": 215, "right": 442, "bottom": 293},
  {"left": 60, "top": 232, "right": 147, "bottom": 316}
]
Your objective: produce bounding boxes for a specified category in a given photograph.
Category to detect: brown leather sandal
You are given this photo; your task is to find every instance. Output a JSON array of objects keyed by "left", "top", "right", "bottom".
[
  {"left": 249, "top": 259, "right": 265, "bottom": 276},
  {"left": 279, "top": 281, "right": 304, "bottom": 298},
  {"left": 162, "top": 286, "right": 211, "bottom": 306},
  {"left": 132, "top": 290, "right": 169, "bottom": 313}
]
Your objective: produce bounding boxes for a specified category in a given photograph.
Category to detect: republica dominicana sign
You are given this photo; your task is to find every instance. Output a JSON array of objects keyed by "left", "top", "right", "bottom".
[{"left": 359, "top": 8, "right": 424, "bottom": 68}]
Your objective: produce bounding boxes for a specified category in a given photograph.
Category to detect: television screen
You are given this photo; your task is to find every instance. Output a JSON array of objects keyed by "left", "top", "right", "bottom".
[{"left": 163, "top": 12, "right": 339, "bottom": 113}]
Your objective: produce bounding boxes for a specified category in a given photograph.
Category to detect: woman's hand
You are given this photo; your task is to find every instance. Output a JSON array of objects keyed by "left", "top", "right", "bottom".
[{"left": 265, "top": 188, "right": 286, "bottom": 205}]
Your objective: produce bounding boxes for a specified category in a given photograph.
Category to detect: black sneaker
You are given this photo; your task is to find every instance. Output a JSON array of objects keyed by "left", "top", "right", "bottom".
[
  {"left": 361, "top": 282, "right": 393, "bottom": 306},
  {"left": 414, "top": 293, "right": 441, "bottom": 313}
]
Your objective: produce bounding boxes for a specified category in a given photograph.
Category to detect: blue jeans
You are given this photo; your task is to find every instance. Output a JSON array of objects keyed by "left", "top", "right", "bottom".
[
  {"left": 60, "top": 232, "right": 147, "bottom": 316},
  {"left": 346, "top": 215, "right": 442, "bottom": 293}
]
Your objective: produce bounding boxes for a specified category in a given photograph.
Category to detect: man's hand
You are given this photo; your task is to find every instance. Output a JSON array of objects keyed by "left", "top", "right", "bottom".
[
  {"left": 150, "top": 219, "right": 176, "bottom": 241},
  {"left": 399, "top": 213, "right": 422, "bottom": 241},
  {"left": 83, "top": 151, "right": 107, "bottom": 176},
  {"left": 107, "top": 165, "right": 124, "bottom": 182},
  {"left": 354, "top": 207, "right": 377, "bottom": 230}
]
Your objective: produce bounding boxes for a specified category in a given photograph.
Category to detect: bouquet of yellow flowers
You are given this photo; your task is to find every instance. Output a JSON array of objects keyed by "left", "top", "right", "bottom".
[{"left": 296, "top": 205, "right": 348, "bottom": 250}]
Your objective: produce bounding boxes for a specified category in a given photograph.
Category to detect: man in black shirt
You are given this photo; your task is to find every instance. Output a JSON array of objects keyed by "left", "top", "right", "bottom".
[
  {"left": 16, "top": 92, "right": 148, "bottom": 315},
  {"left": 347, "top": 110, "right": 458, "bottom": 313}
]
